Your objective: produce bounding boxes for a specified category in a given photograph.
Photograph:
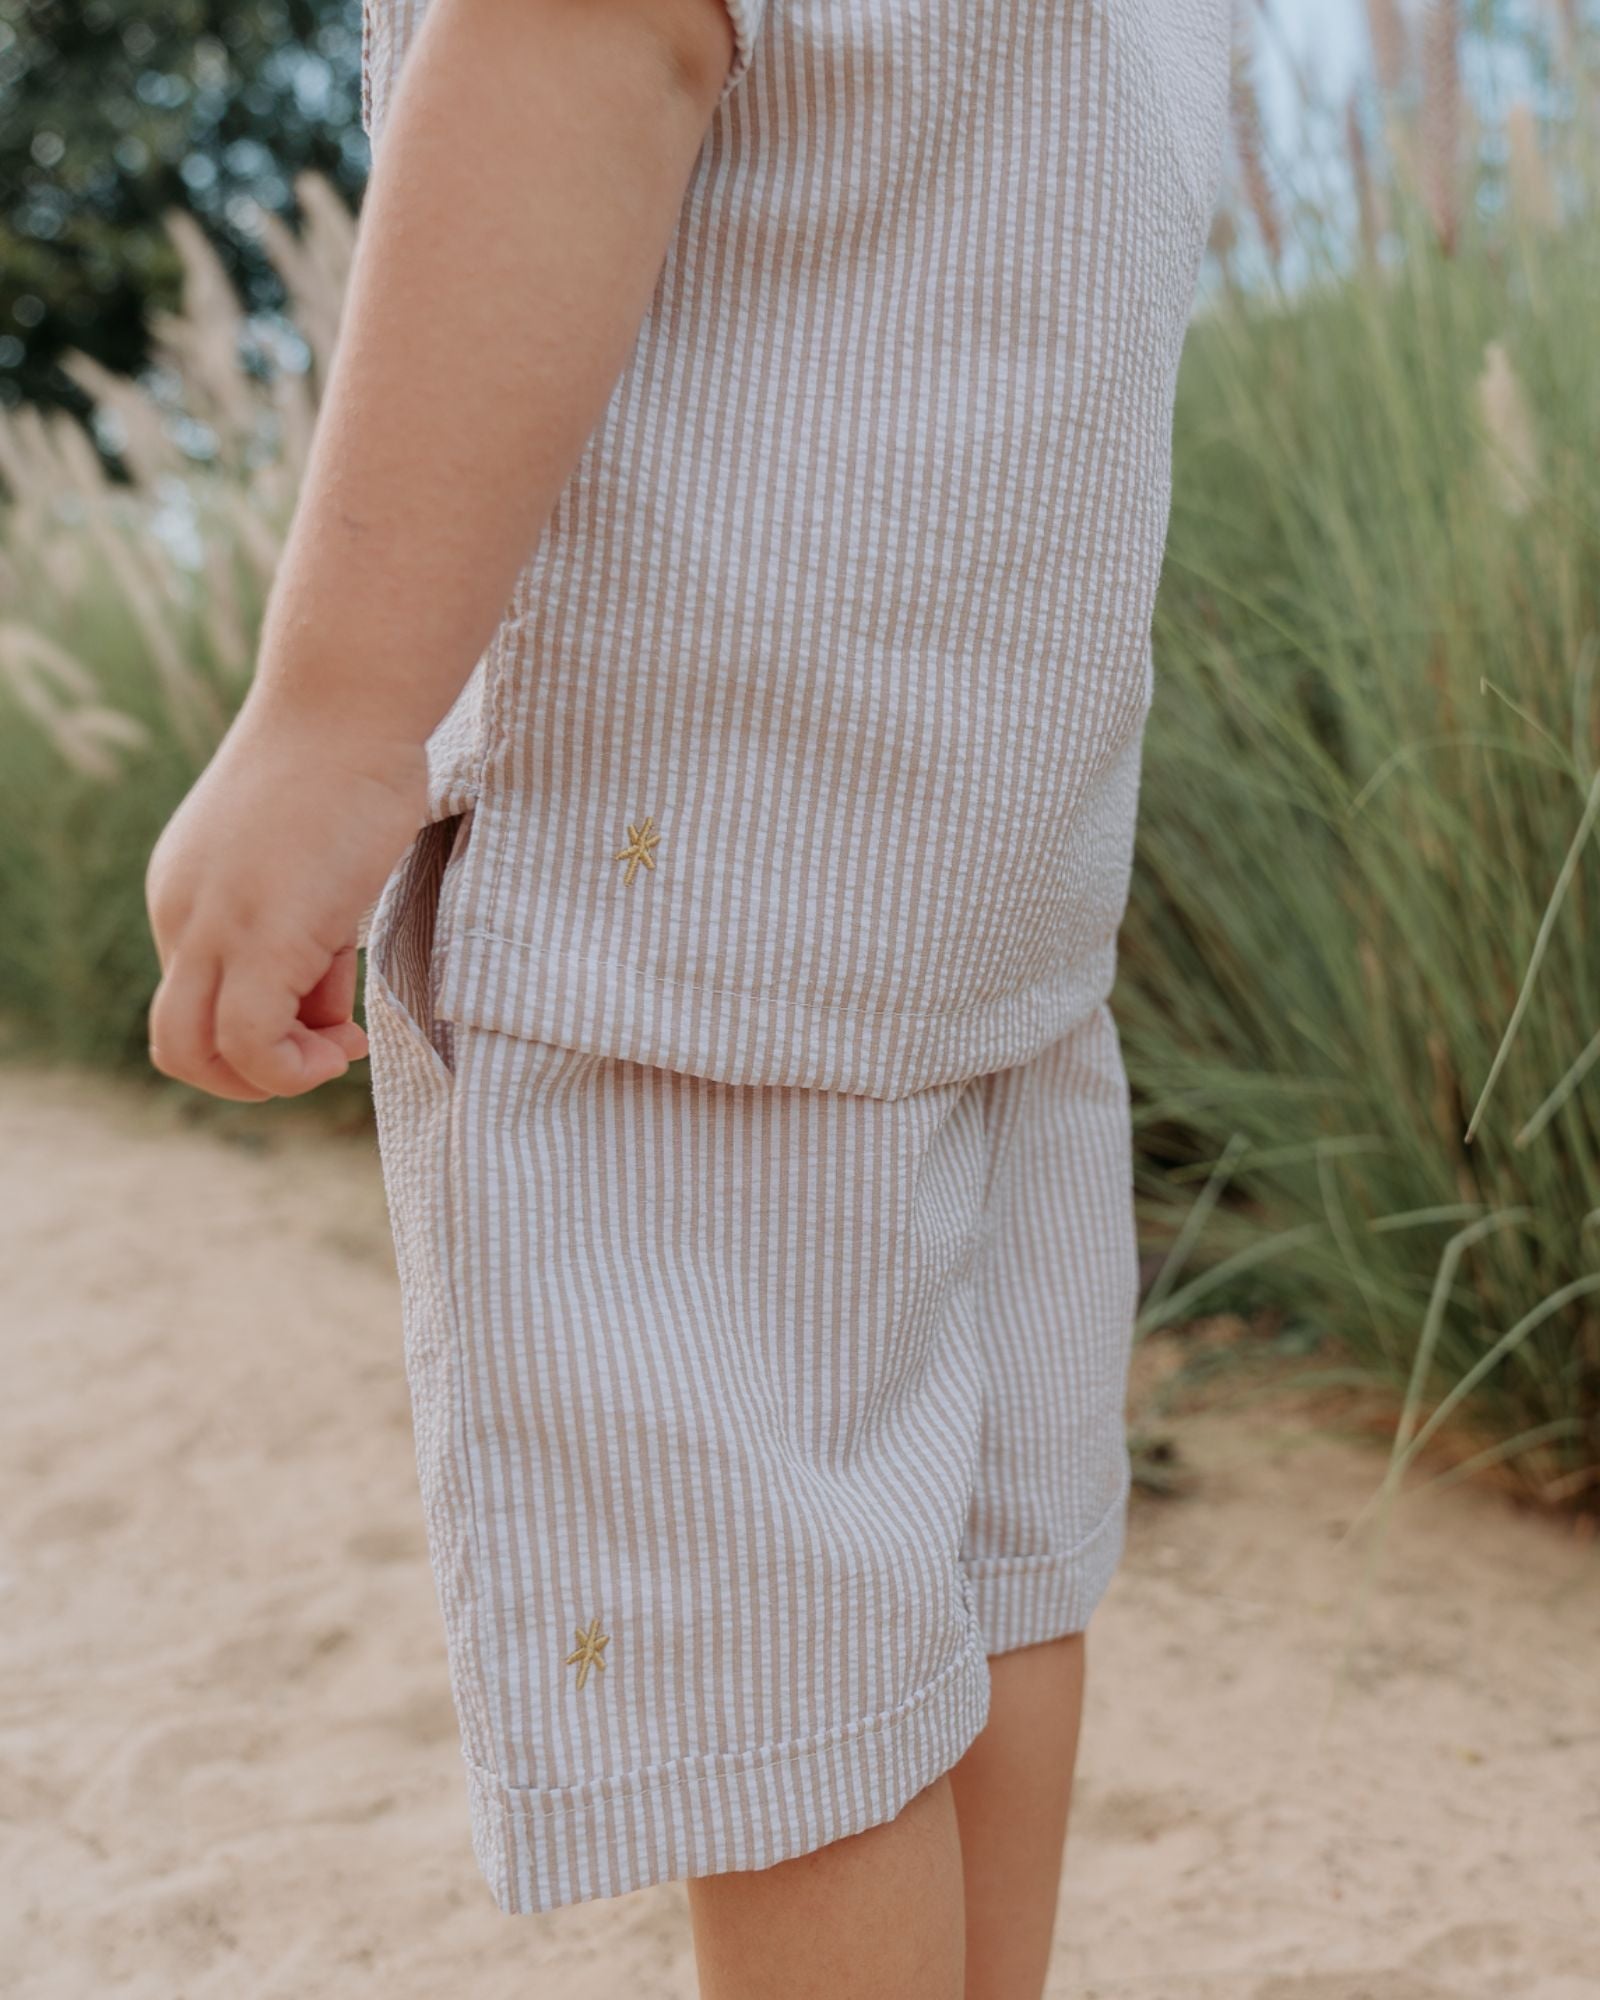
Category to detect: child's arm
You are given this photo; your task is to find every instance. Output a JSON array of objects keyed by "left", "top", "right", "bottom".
[{"left": 145, "top": 0, "right": 736, "bottom": 1102}]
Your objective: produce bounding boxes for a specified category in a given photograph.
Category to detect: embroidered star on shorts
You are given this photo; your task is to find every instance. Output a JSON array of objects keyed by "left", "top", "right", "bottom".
[
  {"left": 614, "top": 816, "right": 660, "bottom": 885},
  {"left": 565, "top": 1618, "right": 610, "bottom": 1689}
]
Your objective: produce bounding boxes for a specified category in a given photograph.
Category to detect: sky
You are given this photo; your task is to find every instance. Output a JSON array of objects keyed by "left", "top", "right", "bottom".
[
  {"left": 1254, "top": 2, "right": 1552, "bottom": 190},
  {"left": 1260, "top": 1, "right": 1370, "bottom": 155}
]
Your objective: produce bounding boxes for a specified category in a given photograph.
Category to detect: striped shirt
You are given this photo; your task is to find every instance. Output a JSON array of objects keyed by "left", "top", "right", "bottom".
[{"left": 359, "top": 0, "right": 1231, "bottom": 1099}]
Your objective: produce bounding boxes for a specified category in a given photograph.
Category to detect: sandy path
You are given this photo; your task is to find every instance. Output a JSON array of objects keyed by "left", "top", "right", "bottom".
[{"left": 3, "top": 1068, "right": 1597, "bottom": 1999}]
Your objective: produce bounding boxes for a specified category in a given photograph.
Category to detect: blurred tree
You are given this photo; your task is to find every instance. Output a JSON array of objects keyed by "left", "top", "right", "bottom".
[{"left": 0, "top": 0, "right": 367, "bottom": 415}]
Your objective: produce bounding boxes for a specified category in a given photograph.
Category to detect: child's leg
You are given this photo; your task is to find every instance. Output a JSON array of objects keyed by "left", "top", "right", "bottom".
[
  {"left": 951, "top": 1003, "right": 1141, "bottom": 1996},
  {"left": 684, "top": 1635, "right": 1085, "bottom": 2000},
  {"left": 686, "top": 1773, "right": 966, "bottom": 1999},
  {"left": 948, "top": 1633, "right": 1087, "bottom": 2000}
]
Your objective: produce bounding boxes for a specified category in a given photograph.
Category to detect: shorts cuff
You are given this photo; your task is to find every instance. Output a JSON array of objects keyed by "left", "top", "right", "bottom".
[
  {"left": 964, "top": 1475, "right": 1131, "bottom": 1654},
  {"left": 462, "top": 1625, "right": 992, "bottom": 1914}
]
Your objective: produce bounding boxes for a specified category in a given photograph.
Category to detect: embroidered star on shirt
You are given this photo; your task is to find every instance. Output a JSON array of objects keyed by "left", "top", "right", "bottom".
[
  {"left": 614, "top": 816, "right": 661, "bottom": 885},
  {"left": 565, "top": 1618, "right": 610, "bottom": 1689}
]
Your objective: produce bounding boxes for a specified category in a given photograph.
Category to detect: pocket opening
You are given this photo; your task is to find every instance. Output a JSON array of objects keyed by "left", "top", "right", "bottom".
[{"left": 368, "top": 811, "right": 469, "bottom": 1076}]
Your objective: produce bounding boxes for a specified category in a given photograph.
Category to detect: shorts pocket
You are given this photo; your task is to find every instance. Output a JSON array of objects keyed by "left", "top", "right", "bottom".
[{"left": 364, "top": 813, "right": 469, "bottom": 1094}]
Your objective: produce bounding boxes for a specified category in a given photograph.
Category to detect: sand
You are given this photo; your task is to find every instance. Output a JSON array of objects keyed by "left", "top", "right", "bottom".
[{"left": 3, "top": 1065, "right": 1597, "bottom": 2000}]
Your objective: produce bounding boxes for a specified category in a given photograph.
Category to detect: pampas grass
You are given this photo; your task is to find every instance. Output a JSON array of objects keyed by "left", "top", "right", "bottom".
[
  {"left": 1475, "top": 339, "right": 1541, "bottom": 518},
  {"left": 1365, "top": 0, "right": 1411, "bottom": 99},
  {"left": 1420, "top": 0, "right": 1465, "bottom": 254},
  {"left": 0, "top": 174, "right": 357, "bottom": 1078},
  {"left": 1230, "top": 38, "right": 1285, "bottom": 271},
  {"left": 0, "top": 172, "right": 355, "bottom": 756},
  {"left": 1347, "top": 95, "right": 1386, "bottom": 267},
  {"left": 1506, "top": 98, "right": 1560, "bottom": 233}
]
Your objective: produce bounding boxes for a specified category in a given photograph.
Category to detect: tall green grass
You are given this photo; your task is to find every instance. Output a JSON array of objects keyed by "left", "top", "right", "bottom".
[{"left": 1125, "top": 26, "right": 1600, "bottom": 1506}]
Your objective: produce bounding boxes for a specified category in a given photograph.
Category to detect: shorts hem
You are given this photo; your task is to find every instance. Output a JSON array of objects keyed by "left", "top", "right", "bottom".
[
  {"left": 461, "top": 1623, "right": 993, "bottom": 1914},
  {"left": 964, "top": 1469, "right": 1131, "bottom": 1654}
]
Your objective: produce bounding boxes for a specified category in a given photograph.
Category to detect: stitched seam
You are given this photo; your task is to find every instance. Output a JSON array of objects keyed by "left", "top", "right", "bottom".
[
  {"left": 963, "top": 1478, "right": 1129, "bottom": 1578},
  {"left": 971, "top": 1051, "right": 1042, "bottom": 1271},
  {"left": 445, "top": 924, "right": 1115, "bottom": 1033},
  {"left": 445, "top": 705, "right": 1138, "bottom": 1038},
  {"left": 364, "top": 974, "right": 500, "bottom": 1782},
  {"left": 436, "top": 1048, "right": 505, "bottom": 1785},
  {"left": 464, "top": 1625, "right": 988, "bottom": 1820}
]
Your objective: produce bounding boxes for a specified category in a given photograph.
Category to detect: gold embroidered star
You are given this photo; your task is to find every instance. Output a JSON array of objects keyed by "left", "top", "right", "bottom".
[
  {"left": 565, "top": 1618, "right": 610, "bottom": 1690},
  {"left": 614, "top": 816, "right": 661, "bottom": 885}
]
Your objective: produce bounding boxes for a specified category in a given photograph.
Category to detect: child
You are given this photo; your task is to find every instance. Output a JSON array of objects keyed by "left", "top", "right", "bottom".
[{"left": 146, "top": 0, "right": 1230, "bottom": 1991}]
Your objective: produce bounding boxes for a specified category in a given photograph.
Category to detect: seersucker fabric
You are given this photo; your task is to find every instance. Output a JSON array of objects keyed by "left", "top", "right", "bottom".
[
  {"left": 364, "top": 814, "right": 1142, "bottom": 1913},
  {"left": 358, "top": 0, "right": 1229, "bottom": 1920},
  {"left": 358, "top": 0, "right": 1232, "bottom": 1100}
]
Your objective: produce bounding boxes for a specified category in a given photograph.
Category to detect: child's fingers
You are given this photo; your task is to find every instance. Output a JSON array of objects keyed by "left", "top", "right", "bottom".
[
  {"left": 296, "top": 944, "right": 367, "bottom": 1061},
  {"left": 298, "top": 945, "right": 360, "bottom": 1032},
  {"left": 148, "top": 959, "right": 274, "bottom": 1102},
  {"left": 320, "top": 1019, "right": 371, "bottom": 1061},
  {"left": 214, "top": 954, "right": 353, "bottom": 1098}
]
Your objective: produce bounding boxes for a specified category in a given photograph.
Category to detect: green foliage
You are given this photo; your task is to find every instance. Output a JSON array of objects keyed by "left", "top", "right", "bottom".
[
  {"left": 0, "top": 0, "right": 364, "bottom": 415},
  {"left": 1125, "top": 209, "right": 1600, "bottom": 1505}
]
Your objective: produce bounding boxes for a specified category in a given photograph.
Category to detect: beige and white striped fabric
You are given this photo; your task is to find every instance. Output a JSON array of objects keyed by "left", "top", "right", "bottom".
[
  {"left": 358, "top": 0, "right": 1232, "bottom": 1101},
  {"left": 365, "top": 815, "right": 1140, "bottom": 1912}
]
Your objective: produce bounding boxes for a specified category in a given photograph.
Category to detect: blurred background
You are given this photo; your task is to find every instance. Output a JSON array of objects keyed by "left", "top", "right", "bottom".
[
  {"left": 3, "top": 4, "right": 1598, "bottom": 1996},
  {"left": 5, "top": 0, "right": 1596, "bottom": 1514}
]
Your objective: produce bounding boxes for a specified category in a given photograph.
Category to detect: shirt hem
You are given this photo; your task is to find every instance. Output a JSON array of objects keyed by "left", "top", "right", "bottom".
[{"left": 432, "top": 924, "right": 1120, "bottom": 1100}]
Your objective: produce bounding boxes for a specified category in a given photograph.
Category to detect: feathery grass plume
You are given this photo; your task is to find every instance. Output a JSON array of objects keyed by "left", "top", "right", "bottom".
[
  {"left": 1549, "top": 0, "right": 1582, "bottom": 58},
  {"left": 147, "top": 210, "right": 261, "bottom": 465},
  {"left": 1421, "top": 0, "right": 1464, "bottom": 254},
  {"left": 56, "top": 350, "right": 186, "bottom": 487},
  {"left": 1475, "top": 340, "right": 1541, "bottom": 517},
  {"left": 1506, "top": 99, "right": 1559, "bottom": 233},
  {"left": 0, "top": 175, "right": 362, "bottom": 766},
  {"left": 0, "top": 624, "right": 150, "bottom": 781},
  {"left": 1207, "top": 206, "right": 1241, "bottom": 296},
  {"left": 1365, "top": 0, "right": 1411, "bottom": 96},
  {"left": 257, "top": 171, "right": 358, "bottom": 383},
  {"left": 1230, "top": 37, "right": 1284, "bottom": 270},
  {"left": 1347, "top": 94, "right": 1386, "bottom": 266},
  {"left": 0, "top": 398, "right": 99, "bottom": 510}
]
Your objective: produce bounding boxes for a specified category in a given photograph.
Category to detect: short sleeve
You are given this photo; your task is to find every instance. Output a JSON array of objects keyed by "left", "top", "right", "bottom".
[{"left": 716, "top": 0, "right": 769, "bottom": 103}]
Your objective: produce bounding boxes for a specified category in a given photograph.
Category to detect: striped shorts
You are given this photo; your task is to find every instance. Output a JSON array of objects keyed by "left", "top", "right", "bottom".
[{"left": 364, "top": 817, "right": 1139, "bottom": 1915}]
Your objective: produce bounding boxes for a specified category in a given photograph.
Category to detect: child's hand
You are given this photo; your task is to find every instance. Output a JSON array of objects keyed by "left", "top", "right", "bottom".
[{"left": 145, "top": 704, "right": 427, "bottom": 1101}]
